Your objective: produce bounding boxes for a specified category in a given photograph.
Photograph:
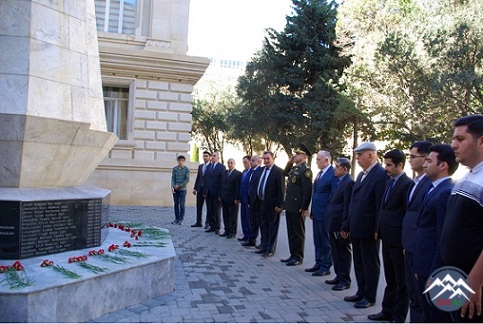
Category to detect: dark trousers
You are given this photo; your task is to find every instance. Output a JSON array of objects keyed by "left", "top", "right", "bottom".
[
  {"left": 381, "top": 243, "right": 409, "bottom": 322},
  {"left": 259, "top": 203, "right": 280, "bottom": 253},
  {"left": 239, "top": 201, "right": 251, "bottom": 239},
  {"left": 329, "top": 233, "right": 352, "bottom": 285},
  {"left": 248, "top": 204, "right": 260, "bottom": 243},
  {"left": 195, "top": 189, "right": 206, "bottom": 225},
  {"left": 172, "top": 190, "right": 186, "bottom": 222},
  {"left": 206, "top": 193, "right": 221, "bottom": 230},
  {"left": 416, "top": 275, "right": 453, "bottom": 322},
  {"left": 285, "top": 211, "right": 305, "bottom": 261},
  {"left": 222, "top": 200, "right": 238, "bottom": 236},
  {"left": 313, "top": 219, "right": 332, "bottom": 271},
  {"left": 352, "top": 237, "right": 381, "bottom": 303},
  {"left": 404, "top": 251, "right": 425, "bottom": 322}
]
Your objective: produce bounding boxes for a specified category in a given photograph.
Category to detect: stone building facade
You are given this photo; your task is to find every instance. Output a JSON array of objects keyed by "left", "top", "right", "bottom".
[{"left": 85, "top": 0, "right": 209, "bottom": 206}]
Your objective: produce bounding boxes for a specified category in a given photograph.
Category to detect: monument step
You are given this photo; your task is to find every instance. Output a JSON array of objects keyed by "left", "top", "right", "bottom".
[{"left": 0, "top": 225, "right": 175, "bottom": 322}]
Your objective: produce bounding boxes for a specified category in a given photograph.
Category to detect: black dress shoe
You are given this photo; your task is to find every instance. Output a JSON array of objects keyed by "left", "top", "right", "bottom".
[
  {"left": 227, "top": 234, "right": 235, "bottom": 239},
  {"left": 191, "top": 223, "right": 202, "bottom": 227},
  {"left": 354, "top": 298, "right": 374, "bottom": 309},
  {"left": 262, "top": 252, "right": 274, "bottom": 257},
  {"left": 280, "top": 257, "right": 292, "bottom": 263},
  {"left": 219, "top": 232, "right": 228, "bottom": 237},
  {"left": 332, "top": 283, "right": 350, "bottom": 291},
  {"left": 241, "top": 241, "right": 256, "bottom": 247},
  {"left": 344, "top": 294, "right": 363, "bottom": 302},
  {"left": 325, "top": 278, "right": 339, "bottom": 285},
  {"left": 214, "top": 230, "right": 220, "bottom": 235},
  {"left": 304, "top": 266, "right": 320, "bottom": 272},
  {"left": 205, "top": 228, "right": 215, "bottom": 233},
  {"left": 237, "top": 237, "right": 248, "bottom": 241},
  {"left": 204, "top": 224, "right": 209, "bottom": 229},
  {"left": 286, "top": 259, "right": 302, "bottom": 266},
  {"left": 253, "top": 250, "right": 266, "bottom": 254},
  {"left": 255, "top": 245, "right": 262, "bottom": 249},
  {"left": 368, "top": 312, "right": 391, "bottom": 321},
  {"left": 312, "top": 270, "right": 331, "bottom": 277}
]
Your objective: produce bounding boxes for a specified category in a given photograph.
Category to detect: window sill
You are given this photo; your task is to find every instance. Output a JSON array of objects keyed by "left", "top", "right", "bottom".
[{"left": 113, "top": 140, "right": 136, "bottom": 148}]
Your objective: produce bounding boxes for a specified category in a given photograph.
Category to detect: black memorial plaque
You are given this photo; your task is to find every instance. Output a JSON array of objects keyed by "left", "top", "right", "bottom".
[
  {"left": 0, "top": 201, "right": 21, "bottom": 259},
  {"left": 0, "top": 197, "right": 109, "bottom": 259}
]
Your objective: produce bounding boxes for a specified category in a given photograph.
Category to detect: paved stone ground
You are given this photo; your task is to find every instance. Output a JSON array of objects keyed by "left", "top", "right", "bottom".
[{"left": 91, "top": 206, "right": 387, "bottom": 323}]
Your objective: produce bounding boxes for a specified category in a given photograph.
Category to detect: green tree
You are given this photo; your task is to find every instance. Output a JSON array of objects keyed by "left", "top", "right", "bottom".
[
  {"left": 191, "top": 88, "right": 236, "bottom": 163},
  {"left": 236, "top": 0, "right": 351, "bottom": 158},
  {"left": 422, "top": 0, "right": 483, "bottom": 119},
  {"left": 232, "top": 53, "right": 280, "bottom": 155},
  {"left": 337, "top": 0, "right": 482, "bottom": 152}
]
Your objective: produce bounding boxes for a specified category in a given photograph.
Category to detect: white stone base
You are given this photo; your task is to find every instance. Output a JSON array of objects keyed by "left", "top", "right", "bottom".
[{"left": 0, "top": 226, "right": 175, "bottom": 322}]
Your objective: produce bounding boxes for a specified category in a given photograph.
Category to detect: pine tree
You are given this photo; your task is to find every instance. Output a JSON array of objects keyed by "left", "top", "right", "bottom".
[{"left": 237, "top": 0, "right": 350, "bottom": 157}]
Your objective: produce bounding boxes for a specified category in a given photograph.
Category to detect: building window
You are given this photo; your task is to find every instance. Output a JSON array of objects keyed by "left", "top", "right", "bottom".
[
  {"left": 104, "top": 86, "right": 129, "bottom": 140},
  {"left": 95, "top": 0, "right": 136, "bottom": 34}
]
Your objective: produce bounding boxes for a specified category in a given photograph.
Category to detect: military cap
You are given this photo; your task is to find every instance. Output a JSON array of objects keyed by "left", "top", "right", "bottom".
[
  {"left": 293, "top": 143, "right": 311, "bottom": 156},
  {"left": 354, "top": 142, "right": 377, "bottom": 153}
]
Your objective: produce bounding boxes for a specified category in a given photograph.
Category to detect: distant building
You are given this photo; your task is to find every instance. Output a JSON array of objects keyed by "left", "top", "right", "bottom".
[
  {"left": 85, "top": 0, "right": 209, "bottom": 206},
  {"left": 192, "top": 56, "right": 247, "bottom": 101}
]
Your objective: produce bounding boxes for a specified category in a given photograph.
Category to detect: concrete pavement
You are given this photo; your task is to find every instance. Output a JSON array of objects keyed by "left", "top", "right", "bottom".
[{"left": 91, "top": 206, "right": 387, "bottom": 323}]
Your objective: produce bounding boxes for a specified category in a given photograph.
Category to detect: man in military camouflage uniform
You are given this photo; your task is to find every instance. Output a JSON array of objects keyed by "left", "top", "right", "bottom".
[{"left": 281, "top": 144, "right": 313, "bottom": 266}]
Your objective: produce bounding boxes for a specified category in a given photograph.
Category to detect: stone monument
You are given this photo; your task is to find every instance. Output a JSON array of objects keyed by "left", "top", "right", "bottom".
[{"left": 0, "top": 1, "right": 118, "bottom": 259}]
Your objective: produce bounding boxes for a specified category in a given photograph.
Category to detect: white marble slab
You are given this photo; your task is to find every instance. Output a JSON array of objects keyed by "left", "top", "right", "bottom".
[{"left": 0, "top": 225, "right": 175, "bottom": 322}]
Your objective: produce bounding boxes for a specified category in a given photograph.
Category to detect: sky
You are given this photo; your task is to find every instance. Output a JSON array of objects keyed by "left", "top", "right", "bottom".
[{"left": 187, "top": 0, "right": 293, "bottom": 61}]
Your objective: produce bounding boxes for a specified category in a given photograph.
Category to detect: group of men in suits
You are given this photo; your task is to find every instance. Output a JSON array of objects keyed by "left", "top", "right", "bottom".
[
  {"left": 186, "top": 114, "right": 483, "bottom": 323},
  {"left": 340, "top": 140, "right": 461, "bottom": 322},
  {"left": 191, "top": 151, "right": 226, "bottom": 234},
  {"left": 191, "top": 150, "right": 286, "bottom": 255},
  {"left": 191, "top": 151, "right": 243, "bottom": 239},
  {"left": 346, "top": 114, "right": 483, "bottom": 323}
]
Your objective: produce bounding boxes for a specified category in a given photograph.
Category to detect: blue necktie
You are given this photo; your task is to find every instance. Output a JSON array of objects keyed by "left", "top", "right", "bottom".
[
  {"left": 423, "top": 183, "right": 434, "bottom": 200},
  {"left": 384, "top": 179, "right": 396, "bottom": 203},
  {"left": 257, "top": 169, "right": 268, "bottom": 200}
]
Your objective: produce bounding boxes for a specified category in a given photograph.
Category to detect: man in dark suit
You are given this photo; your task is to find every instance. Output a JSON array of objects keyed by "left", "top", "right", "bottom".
[
  {"left": 242, "top": 155, "right": 263, "bottom": 247},
  {"left": 305, "top": 150, "right": 336, "bottom": 276},
  {"left": 281, "top": 144, "right": 313, "bottom": 266},
  {"left": 254, "top": 151, "right": 285, "bottom": 257},
  {"left": 204, "top": 151, "right": 225, "bottom": 235},
  {"left": 192, "top": 151, "right": 211, "bottom": 228},
  {"left": 414, "top": 144, "right": 457, "bottom": 322},
  {"left": 344, "top": 142, "right": 388, "bottom": 309},
  {"left": 326, "top": 157, "right": 354, "bottom": 291},
  {"left": 220, "top": 158, "right": 242, "bottom": 239},
  {"left": 401, "top": 141, "right": 432, "bottom": 323},
  {"left": 368, "top": 149, "right": 413, "bottom": 322},
  {"left": 238, "top": 155, "right": 252, "bottom": 241}
]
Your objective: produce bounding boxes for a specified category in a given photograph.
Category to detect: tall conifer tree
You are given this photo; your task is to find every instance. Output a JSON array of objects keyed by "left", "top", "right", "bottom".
[{"left": 237, "top": 0, "right": 350, "bottom": 156}]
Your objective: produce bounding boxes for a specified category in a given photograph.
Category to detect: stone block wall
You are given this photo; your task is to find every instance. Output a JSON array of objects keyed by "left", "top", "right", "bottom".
[
  {"left": 85, "top": 0, "right": 209, "bottom": 206},
  {"left": 125, "top": 79, "right": 192, "bottom": 162},
  {"left": 87, "top": 78, "right": 200, "bottom": 206}
]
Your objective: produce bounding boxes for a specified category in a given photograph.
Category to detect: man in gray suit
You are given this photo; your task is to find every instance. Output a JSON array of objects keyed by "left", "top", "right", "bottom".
[{"left": 344, "top": 142, "right": 388, "bottom": 309}]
